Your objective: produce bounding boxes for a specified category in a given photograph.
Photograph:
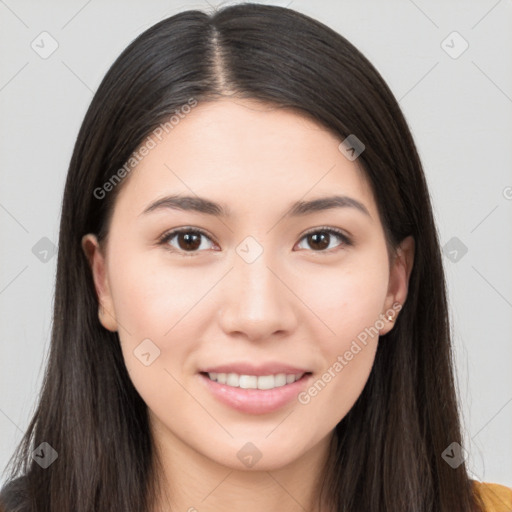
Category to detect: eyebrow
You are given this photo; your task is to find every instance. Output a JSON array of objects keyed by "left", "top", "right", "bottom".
[{"left": 140, "top": 194, "right": 371, "bottom": 219}]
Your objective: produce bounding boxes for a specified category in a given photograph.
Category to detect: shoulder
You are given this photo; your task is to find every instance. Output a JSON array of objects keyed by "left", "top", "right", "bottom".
[
  {"left": 472, "top": 480, "right": 512, "bottom": 511},
  {"left": 0, "top": 476, "right": 29, "bottom": 512}
]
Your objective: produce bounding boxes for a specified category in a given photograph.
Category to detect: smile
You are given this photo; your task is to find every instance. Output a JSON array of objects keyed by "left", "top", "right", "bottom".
[
  {"left": 205, "top": 371, "right": 306, "bottom": 390},
  {"left": 199, "top": 371, "right": 313, "bottom": 414}
]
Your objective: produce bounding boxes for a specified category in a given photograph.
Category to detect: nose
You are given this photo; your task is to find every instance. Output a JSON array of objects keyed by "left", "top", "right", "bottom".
[{"left": 217, "top": 250, "right": 299, "bottom": 342}]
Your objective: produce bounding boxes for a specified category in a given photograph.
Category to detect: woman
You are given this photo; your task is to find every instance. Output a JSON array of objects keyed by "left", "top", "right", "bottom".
[{"left": 1, "top": 3, "right": 510, "bottom": 511}]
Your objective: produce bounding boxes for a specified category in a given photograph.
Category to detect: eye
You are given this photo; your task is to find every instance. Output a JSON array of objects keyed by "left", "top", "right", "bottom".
[
  {"left": 295, "top": 227, "right": 352, "bottom": 253},
  {"left": 158, "top": 226, "right": 352, "bottom": 257},
  {"left": 158, "top": 227, "right": 216, "bottom": 256}
]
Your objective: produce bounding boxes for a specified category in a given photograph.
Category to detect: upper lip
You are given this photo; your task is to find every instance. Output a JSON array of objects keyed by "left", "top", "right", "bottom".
[{"left": 199, "top": 362, "right": 311, "bottom": 376}]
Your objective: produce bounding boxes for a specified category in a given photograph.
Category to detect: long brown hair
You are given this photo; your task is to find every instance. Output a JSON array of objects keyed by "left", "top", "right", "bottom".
[{"left": 1, "top": 3, "right": 484, "bottom": 511}]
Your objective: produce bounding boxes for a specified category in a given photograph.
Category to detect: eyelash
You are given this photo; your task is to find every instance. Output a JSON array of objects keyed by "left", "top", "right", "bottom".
[{"left": 157, "top": 226, "right": 353, "bottom": 257}]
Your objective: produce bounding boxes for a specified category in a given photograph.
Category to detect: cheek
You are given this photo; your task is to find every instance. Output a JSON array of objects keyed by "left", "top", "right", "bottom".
[
  {"left": 293, "top": 254, "right": 387, "bottom": 417},
  {"left": 300, "top": 340, "right": 378, "bottom": 432},
  {"left": 107, "top": 250, "right": 212, "bottom": 380},
  {"left": 293, "top": 252, "right": 390, "bottom": 341},
  {"left": 109, "top": 247, "right": 213, "bottom": 336},
  {"left": 108, "top": 255, "right": 208, "bottom": 419}
]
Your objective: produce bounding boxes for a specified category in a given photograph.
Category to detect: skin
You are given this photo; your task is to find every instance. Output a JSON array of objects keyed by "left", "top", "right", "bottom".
[{"left": 82, "top": 98, "right": 414, "bottom": 512}]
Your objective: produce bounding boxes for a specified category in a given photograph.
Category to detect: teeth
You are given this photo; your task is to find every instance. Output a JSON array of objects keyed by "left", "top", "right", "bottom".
[
  {"left": 286, "top": 374, "right": 296, "bottom": 384},
  {"left": 257, "top": 375, "right": 275, "bottom": 390},
  {"left": 239, "top": 375, "right": 258, "bottom": 389},
  {"left": 226, "top": 373, "right": 239, "bottom": 387},
  {"left": 206, "top": 372, "right": 305, "bottom": 390}
]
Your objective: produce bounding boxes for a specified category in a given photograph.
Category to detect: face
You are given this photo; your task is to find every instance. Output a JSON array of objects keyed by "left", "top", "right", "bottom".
[{"left": 83, "top": 98, "right": 414, "bottom": 473}]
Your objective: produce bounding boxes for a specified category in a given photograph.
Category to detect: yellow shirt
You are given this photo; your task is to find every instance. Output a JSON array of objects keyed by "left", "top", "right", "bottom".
[{"left": 473, "top": 481, "right": 512, "bottom": 511}]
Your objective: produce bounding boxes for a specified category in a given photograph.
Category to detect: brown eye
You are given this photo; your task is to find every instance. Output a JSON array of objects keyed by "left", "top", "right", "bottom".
[
  {"left": 307, "top": 232, "right": 330, "bottom": 250},
  {"left": 176, "top": 232, "right": 202, "bottom": 251},
  {"left": 159, "top": 226, "right": 352, "bottom": 257},
  {"left": 160, "top": 228, "right": 215, "bottom": 255},
  {"left": 296, "top": 228, "right": 352, "bottom": 252}
]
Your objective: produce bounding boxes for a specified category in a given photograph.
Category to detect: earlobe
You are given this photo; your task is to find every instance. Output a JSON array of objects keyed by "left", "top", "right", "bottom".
[
  {"left": 380, "top": 235, "right": 415, "bottom": 335},
  {"left": 81, "top": 234, "right": 118, "bottom": 332}
]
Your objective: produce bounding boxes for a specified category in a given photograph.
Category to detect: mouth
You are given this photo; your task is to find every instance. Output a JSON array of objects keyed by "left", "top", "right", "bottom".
[
  {"left": 200, "top": 371, "right": 310, "bottom": 390},
  {"left": 198, "top": 371, "right": 313, "bottom": 414}
]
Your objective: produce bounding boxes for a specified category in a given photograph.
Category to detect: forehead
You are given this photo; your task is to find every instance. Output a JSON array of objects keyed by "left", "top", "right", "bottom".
[{"left": 113, "top": 98, "right": 378, "bottom": 221}]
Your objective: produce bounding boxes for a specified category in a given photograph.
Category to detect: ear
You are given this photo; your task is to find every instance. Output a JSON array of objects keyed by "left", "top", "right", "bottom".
[
  {"left": 379, "top": 235, "right": 415, "bottom": 335},
  {"left": 81, "top": 234, "right": 118, "bottom": 332}
]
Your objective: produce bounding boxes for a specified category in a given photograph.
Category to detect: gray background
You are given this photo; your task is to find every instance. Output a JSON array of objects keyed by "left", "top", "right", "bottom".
[{"left": 1, "top": 0, "right": 511, "bottom": 487}]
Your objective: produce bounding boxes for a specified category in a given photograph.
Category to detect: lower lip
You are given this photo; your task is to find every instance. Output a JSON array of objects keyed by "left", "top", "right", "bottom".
[{"left": 199, "top": 373, "right": 312, "bottom": 414}]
